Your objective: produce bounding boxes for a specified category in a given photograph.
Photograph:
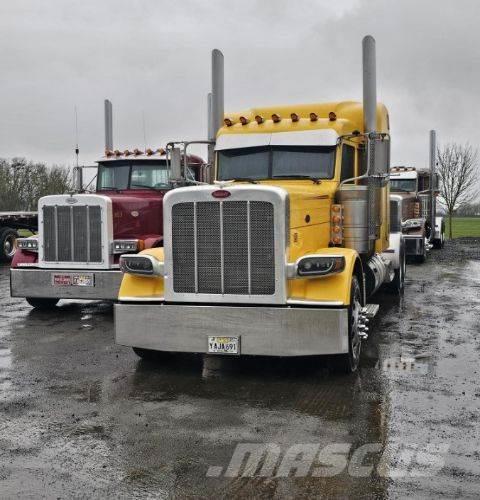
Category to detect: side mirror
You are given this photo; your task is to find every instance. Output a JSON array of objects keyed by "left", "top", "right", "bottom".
[{"left": 170, "top": 147, "right": 182, "bottom": 180}]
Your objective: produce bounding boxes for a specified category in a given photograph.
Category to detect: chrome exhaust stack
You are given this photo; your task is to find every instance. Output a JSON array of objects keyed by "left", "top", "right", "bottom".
[
  {"left": 362, "top": 35, "right": 377, "bottom": 134},
  {"left": 429, "top": 129, "right": 437, "bottom": 233},
  {"left": 206, "top": 50, "right": 224, "bottom": 183},
  {"left": 104, "top": 99, "right": 113, "bottom": 151}
]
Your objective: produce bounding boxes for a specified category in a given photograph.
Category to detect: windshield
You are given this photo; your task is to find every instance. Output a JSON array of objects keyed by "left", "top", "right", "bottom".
[
  {"left": 97, "top": 161, "right": 170, "bottom": 190},
  {"left": 217, "top": 146, "right": 336, "bottom": 181},
  {"left": 390, "top": 179, "right": 417, "bottom": 192}
]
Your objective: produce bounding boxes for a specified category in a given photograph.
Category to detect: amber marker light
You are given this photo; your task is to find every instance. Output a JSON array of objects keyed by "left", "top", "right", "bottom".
[
  {"left": 272, "top": 113, "right": 281, "bottom": 123},
  {"left": 156, "top": 148, "right": 166, "bottom": 155},
  {"left": 224, "top": 118, "right": 233, "bottom": 127},
  {"left": 105, "top": 149, "right": 113, "bottom": 157},
  {"left": 310, "top": 112, "right": 318, "bottom": 122},
  {"left": 123, "top": 150, "right": 131, "bottom": 156},
  {"left": 332, "top": 205, "right": 341, "bottom": 213},
  {"left": 146, "top": 148, "right": 154, "bottom": 155},
  {"left": 114, "top": 149, "right": 122, "bottom": 156},
  {"left": 290, "top": 113, "right": 299, "bottom": 122},
  {"left": 332, "top": 215, "right": 342, "bottom": 224},
  {"left": 333, "top": 236, "right": 342, "bottom": 244},
  {"left": 255, "top": 115, "right": 264, "bottom": 124},
  {"left": 239, "top": 116, "right": 249, "bottom": 125},
  {"left": 329, "top": 111, "right": 337, "bottom": 121}
]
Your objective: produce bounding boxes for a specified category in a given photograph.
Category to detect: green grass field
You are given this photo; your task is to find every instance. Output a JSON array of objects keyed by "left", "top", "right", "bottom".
[{"left": 447, "top": 217, "right": 480, "bottom": 238}]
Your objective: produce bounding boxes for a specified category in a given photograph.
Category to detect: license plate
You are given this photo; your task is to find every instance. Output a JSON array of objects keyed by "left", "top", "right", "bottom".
[
  {"left": 208, "top": 336, "right": 240, "bottom": 355},
  {"left": 52, "top": 273, "right": 94, "bottom": 287}
]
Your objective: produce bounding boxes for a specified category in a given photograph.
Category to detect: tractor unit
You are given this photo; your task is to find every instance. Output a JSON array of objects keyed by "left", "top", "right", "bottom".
[
  {"left": 114, "top": 36, "right": 406, "bottom": 373},
  {"left": 390, "top": 132, "right": 445, "bottom": 263},
  {"left": 10, "top": 100, "right": 204, "bottom": 309}
]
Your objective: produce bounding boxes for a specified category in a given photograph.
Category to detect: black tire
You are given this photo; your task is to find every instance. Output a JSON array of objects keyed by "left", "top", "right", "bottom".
[
  {"left": 26, "top": 297, "right": 59, "bottom": 310},
  {"left": 387, "top": 241, "right": 406, "bottom": 294},
  {"left": 0, "top": 227, "right": 18, "bottom": 262},
  {"left": 337, "top": 275, "right": 362, "bottom": 373},
  {"left": 132, "top": 347, "right": 172, "bottom": 362},
  {"left": 414, "top": 253, "right": 426, "bottom": 264}
]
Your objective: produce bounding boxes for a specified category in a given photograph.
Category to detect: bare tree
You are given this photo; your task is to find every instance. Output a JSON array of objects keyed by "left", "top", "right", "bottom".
[
  {"left": 0, "top": 158, "right": 72, "bottom": 211},
  {"left": 436, "top": 144, "right": 479, "bottom": 238}
]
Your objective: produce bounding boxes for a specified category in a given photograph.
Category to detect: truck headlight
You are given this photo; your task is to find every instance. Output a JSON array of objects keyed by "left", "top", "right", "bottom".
[
  {"left": 296, "top": 255, "right": 345, "bottom": 277},
  {"left": 112, "top": 240, "right": 141, "bottom": 254},
  {"left": 120, "top": 254, "right": 164, "bottom": 277},
  {"left": 17, "top": 238, "right": 38, "bottom": 252}
]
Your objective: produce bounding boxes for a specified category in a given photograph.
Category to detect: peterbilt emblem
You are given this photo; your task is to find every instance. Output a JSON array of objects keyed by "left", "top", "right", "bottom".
[
  {"left": 66, "top": 197, "right": 78, "bottom": 204},
  {"left": 131, "top": 210, "right": 139, "bottom": 217},
  {"left": 212, "top": 190, "right": 231, "bottom": 199}
]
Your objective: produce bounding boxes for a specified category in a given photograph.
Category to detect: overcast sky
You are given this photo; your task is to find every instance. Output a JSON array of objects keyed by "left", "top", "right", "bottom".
[{"left": 1, "top": 0, "right": 480, "bottom": 171}]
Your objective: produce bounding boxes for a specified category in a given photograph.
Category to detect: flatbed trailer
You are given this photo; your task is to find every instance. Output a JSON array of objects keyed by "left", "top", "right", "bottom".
[{"left": 0, "top": 212, "right": 37, "bottom": 262}]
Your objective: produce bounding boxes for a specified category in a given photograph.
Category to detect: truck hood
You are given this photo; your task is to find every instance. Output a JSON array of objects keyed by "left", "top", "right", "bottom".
[{"left": 106, "top": 191, "right": 166, "bottom": 240}]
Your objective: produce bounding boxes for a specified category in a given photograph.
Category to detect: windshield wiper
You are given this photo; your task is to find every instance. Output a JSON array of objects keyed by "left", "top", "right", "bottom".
[
  {"left": 230, "top": 178, "right": 259, "bottom": 184},
  {"left": 97, "top": 186, "right": 121, "bottom": 192},
  {"left": 272, "top": 175, "right": 322, "bottom": 184},
  {"left": 130, "top": 184, "right": 160, "bottom": 191}
]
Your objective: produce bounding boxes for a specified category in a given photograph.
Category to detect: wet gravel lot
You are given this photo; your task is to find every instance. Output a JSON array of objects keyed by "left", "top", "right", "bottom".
[{"left": 0, "top": 239, "right": 479, "bottom": 498}]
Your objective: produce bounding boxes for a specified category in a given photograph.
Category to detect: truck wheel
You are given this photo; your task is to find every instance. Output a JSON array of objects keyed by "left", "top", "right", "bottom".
[
  {"left": 26, "top": 297, "right": 59, "bottom": 310},
  {"left": 337, "top": 275, "right": 362, "bottom": 373},
  {"left": 0, "top": 227, "right": 18, "bottom": 262},
  {"left": 132, "top": 347, "right": 172, "bottom": 362}
]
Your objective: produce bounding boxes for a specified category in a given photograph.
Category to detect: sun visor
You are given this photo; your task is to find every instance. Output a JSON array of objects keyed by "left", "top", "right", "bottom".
[{"left": 215, "top": 129, "right": 339, "bottom": 150}]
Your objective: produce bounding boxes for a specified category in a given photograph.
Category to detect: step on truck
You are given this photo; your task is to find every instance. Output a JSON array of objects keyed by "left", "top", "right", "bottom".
[
  {"left": 390, "top": 131, "right": 445, "bottom": 263},
  {"left": 115, "top": 36, "right": 406, "bottom": 373},
  {"left": 0, "top": 212, "right": 37, "bottom": 262},
  {"left": 10, "top": 100, "right": 204, "bottom": 309}
]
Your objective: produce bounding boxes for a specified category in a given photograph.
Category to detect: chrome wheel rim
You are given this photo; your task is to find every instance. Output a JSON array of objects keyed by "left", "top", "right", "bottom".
[
  {"left": 4, "top": 234, "right": 16, "bottom": 258},
  {"left": 351, "top": 291, "right": 361, "bottom": 365}
]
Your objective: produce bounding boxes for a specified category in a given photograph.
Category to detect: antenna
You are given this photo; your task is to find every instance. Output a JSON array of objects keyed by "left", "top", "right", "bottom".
[
  {"left": 142, "top": 111, "right": 147, "bottom": 151},
  {"left": 74, "top": 105, "right": 79, "bottom": 168}
]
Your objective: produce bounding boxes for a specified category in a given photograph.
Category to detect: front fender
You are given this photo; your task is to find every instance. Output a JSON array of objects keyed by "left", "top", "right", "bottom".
[
  {"left": 288, "top": 248, "right": 361, "bottom": 306},
  {"left": 118, "top": 247, "right": 164, "bottom": 300}
]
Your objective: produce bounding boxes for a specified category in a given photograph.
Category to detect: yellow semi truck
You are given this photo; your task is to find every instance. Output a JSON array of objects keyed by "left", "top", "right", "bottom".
[{"left": 114, "top": 36, "right": 405, "bottom": 372}]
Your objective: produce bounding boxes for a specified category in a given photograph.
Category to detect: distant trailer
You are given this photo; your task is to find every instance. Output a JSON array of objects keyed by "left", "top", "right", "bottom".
[{"left": 0, "top": 212, "right": 37, "bottom": 262}]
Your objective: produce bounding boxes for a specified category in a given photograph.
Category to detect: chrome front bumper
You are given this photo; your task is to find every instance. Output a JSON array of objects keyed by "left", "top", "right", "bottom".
[
  {"left": 10, "top": 268, "right": 123, "bottom": 300},
  {"left": 114, "top": 303, "right": 349, "bottom": 356}
]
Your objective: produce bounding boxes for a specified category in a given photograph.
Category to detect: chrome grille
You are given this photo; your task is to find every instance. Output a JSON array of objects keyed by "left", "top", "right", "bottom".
[
  {"left": 42, "top": 205, "right": 103, "bottom": 263},
  {"left": 172, "top": 200, "right": 275, "bottom": 295}
]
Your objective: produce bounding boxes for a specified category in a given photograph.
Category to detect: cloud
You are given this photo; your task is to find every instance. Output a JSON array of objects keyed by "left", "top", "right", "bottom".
[{"left": 1, "top": 0, "right": 479, "bottom": 176}]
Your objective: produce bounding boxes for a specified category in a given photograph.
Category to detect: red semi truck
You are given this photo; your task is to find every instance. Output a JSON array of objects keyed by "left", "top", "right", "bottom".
[{"left": 10, "top": 100, "right": 204, "bottom": 309}]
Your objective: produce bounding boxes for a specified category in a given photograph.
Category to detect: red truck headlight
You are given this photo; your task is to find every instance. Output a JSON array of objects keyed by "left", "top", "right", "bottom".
[
  {"left": 120, "top": 254, "right": 164, "bottom": 277},
  {"left": 17, "top": 238, "right": 38, "bottom": 252}
]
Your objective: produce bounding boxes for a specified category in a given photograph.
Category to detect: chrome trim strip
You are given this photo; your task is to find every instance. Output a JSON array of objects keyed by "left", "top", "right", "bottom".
[
  {"left": 220, "top": 200, "right": 225, "bottom": 295},
  {"left": 54, "top": 205, "right": 58, "bottom": 261},
  {"left": 287, "top": 298, "right": 344, "bottom": 306},
  {"left": 193, "top": 201, "right": 198, "bottom": 294},
  {"left": 70, "top": 206, "right": 74, "bottom": 261},
  {"left": 86, "top": 205, "right": 91, "bottom": 262},
  {"left": 247, "top": 200, "right": 251, "bottom": 295},
  {"left": 119, "top": 296, "right": 165, "bottom": 302}
]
